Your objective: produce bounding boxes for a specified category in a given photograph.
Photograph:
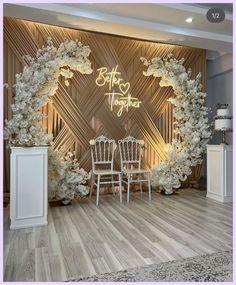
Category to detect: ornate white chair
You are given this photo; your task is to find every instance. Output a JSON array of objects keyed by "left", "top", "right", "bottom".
[
  {"left": 118, "top": 136, "right": 151, "bottom": 203},
  {"left": 90, "top": 135, "right": 122, "bottom": 206}
]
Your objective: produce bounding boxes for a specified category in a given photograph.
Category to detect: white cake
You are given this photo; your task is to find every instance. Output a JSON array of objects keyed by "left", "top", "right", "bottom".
[
  {"left": 215, "top": 118, "right": 232, "bottom": 130},
  {"left": 217, "top": 108, "right": 230, "bottom": 117}
]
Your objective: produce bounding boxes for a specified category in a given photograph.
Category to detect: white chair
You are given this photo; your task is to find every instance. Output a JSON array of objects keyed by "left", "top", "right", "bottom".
[
  {"left": 118, "top": 136, "right": 151, "bottom": 203},
  {"left": 90, "top": 135, "right": 122, "bottom": 206}
]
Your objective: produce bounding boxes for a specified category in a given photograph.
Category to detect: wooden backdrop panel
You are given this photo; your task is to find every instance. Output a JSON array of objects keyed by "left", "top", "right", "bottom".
[{"left": 4, "top": 17, "right": 206, "bottom": 192}]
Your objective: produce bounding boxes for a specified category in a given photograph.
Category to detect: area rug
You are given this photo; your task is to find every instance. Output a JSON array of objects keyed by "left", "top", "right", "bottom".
[{"left": 68, "top": 250, "right": 232, "bottom": 282}]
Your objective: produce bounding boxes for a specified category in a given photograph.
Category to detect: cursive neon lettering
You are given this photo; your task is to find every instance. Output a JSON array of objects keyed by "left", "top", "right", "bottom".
[{"left": 96, "top": 65, "right": 142, "bottom": 116}]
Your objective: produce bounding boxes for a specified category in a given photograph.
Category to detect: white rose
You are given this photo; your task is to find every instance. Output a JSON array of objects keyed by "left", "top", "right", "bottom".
[
  {"left": 138, "top": 140, "right": 145, "bottom": 146},
  {"left": 89, "top": 139, "right": 96, "bottom": 146}
]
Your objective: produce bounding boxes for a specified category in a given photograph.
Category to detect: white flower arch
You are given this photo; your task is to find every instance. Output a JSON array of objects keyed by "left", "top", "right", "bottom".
[
  {"left": 141, "top": 55, "right": 211, "bottom": 194},
  {"left": 4, "top": 38, "right": 93, "bottom": 204}
]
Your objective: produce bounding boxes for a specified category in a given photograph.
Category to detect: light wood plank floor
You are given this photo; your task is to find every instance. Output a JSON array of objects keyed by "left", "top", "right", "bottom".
[{"left": 4, "top": 189, "right": 232, "bottom": 281}]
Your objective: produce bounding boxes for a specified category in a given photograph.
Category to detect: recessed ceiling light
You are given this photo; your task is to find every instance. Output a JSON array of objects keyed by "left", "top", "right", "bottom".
[{"left": 185, "top": 17, "right": 193, "bottom": 23}]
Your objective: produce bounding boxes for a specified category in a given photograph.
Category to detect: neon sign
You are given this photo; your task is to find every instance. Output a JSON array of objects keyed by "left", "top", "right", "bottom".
[{"left": 96, "top": 65, "right": 141, "bottom": 117}]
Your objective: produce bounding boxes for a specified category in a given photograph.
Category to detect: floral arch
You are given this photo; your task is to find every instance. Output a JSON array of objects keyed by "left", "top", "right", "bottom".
[
  {"left": 4, "top": 38, "right": 93, "bottom": 204},
  {"left": 141, "top": 55, "right": 211, "bottom": 194}
]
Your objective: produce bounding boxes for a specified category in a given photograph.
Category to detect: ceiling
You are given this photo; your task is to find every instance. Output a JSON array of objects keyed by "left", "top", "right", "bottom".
[
  {"left": 4, "top": 3, "right": 233, "bottom": 60},
  {"left": 191, "top": 3, "right": 233, "bottom": 13}
]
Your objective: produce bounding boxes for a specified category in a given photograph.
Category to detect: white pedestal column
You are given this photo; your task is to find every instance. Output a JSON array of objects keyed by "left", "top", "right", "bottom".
[
  {"left": 207, "top": 144, "right": 233, "bottom": 203},
  {"left": 10, "top": 146, "right": 49, "bottom": 229}
]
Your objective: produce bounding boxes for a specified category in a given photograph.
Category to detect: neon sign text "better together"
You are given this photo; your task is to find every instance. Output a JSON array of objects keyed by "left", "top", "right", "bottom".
[{"left": 96, "top": 65, "right": 141, "bottom": 117}]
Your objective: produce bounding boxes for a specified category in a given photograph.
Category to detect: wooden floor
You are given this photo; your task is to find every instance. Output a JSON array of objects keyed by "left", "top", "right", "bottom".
[{"left": 4, "top": 189, "right": 233, "bottom": 281}]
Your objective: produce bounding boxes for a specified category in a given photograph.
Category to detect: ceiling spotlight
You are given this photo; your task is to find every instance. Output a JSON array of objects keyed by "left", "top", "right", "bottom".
[{"left": 185, "top": 17, "right": 193, "bottom": 23}]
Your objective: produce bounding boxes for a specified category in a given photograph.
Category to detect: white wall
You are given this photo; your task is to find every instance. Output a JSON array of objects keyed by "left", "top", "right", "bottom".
[
  {"left": 201, "top": 53, "right": 233, "bottom": 178},
  {"left": 206, "top": 53, "right": 233, "bottom": 145}
]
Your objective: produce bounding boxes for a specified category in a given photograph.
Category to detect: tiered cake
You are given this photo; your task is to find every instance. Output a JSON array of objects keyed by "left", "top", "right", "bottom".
[{"left": 215, "top": 104, "right": 232, "bottom": 130}]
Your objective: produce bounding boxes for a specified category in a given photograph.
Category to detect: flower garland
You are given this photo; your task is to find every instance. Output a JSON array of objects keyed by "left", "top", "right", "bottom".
[
  {"left": 141, "top": 54, "right": 212, "bottom": 194},
  {"left": 4, "top": 38, "right": 93, "bottom": 203}
]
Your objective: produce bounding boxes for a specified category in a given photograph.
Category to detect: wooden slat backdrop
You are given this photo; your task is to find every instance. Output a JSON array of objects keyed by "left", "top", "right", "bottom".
[{"left": 3, "top": 17, "right": 206, "bottom": 193}]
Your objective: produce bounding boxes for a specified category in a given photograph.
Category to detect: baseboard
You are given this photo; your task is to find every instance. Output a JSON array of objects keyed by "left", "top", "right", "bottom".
[{"left": 207, "top": 192, "right": 232, "bottom": 203}]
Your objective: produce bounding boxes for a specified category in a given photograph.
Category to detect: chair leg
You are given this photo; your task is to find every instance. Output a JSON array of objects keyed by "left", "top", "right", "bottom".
[
  {"left": 112, "top": 175, "right": 115, "bottom": 195},
  {"left": 90, "top": 173, "right": 95, "bottom": 198},
  {"left": 127, "top": 174, "right": 131, "bottom": 203},
  {"left": 119, "top": 173, "right": 122, "bottom": 203},
  {"left": 139, "top": 174, "right": 143, "bottom": 197},
  {"left": 96, "top": 175, "right": 101, "bottom": 206},
  {"left": 90, "top": 186, "right": 93, "bottom": 198},
  {"left": 148, "top": 173, "right": 151, "bottom": 201}
]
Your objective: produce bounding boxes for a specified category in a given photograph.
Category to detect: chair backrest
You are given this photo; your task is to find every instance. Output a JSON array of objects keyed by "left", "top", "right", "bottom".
[
  {"left": 118, "top": 136, "right": 144, "bottom": 171},
  {"left": 90, "top": 135, "right": 116, "bottom": 171}
]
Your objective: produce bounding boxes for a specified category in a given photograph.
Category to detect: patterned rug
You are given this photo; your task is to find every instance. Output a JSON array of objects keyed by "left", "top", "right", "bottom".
[{"left": 68, "top": 250, "right": 232, "bottom": 282}]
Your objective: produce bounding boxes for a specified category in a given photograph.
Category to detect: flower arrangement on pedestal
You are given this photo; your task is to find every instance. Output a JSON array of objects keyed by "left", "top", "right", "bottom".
[
  {"left": 4, "top": 38, "right": 93, "bottom": 203},
  {"left": 141, "top": 55, "right": 212, "bottom": 194}
]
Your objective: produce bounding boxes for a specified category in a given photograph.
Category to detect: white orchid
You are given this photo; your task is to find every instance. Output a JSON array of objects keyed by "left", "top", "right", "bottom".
[{"left": 141, "top": 54, "right": 212, "bottom": 194}]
